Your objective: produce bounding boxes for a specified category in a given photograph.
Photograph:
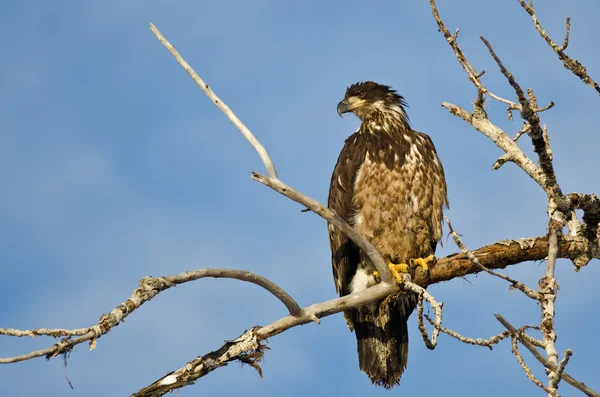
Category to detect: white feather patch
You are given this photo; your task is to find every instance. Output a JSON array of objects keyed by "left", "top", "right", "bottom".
[{"left": 350, "top": 268, "right": 371, "bottom": 293}]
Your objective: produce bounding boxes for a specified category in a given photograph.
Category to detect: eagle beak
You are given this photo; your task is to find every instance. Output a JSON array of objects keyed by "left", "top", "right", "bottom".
[{"left": 337, "top": 99, "right": 350, "bottom": 117}]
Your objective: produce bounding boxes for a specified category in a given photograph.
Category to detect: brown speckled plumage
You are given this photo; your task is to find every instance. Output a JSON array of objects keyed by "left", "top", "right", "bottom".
[{"left": 328, "top": 81, "right": 448, "bottom": 388}]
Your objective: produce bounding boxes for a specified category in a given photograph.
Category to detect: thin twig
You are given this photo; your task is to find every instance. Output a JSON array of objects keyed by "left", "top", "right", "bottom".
[
  {"left": 149, "top": 23, "right": 278, "bottom": 178},
  {"left": 446, "top": 216, "right": 539, "bottom": 299},
  {"left": 496, "top": 315, "right": 599, "bottom": 397},
  {"left": 514, "top": 123, "right": 531, "bottom": 142},
  {"left": 410, "top": 280, "right": 442, "bottom": 349},
  {"left": 554, "top": 350, "right": 573, "bottom": 389},
  {"left": 424, "top": 315, "right": 511, "bottom": 349},
  {"left": 430, "top": 0, "right": 521, "bottom": 110},
  {"left": 512, "top": 330, "right": 553, "bottom": 394}
]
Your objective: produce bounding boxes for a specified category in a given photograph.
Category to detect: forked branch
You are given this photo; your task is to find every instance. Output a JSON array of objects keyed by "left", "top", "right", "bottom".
[{"left": 517, "top": 0, "right": 600, "bottom": 95}]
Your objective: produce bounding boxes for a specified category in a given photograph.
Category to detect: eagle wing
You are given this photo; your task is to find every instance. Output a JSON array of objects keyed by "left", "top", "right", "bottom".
[{"left": 327, "top": 133, "right": 366, "bottom": 297}]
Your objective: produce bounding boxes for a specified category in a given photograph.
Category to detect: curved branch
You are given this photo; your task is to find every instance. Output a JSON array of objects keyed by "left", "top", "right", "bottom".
[
  {"left": 1, "top": 233, "right": 596, "bottom": 387},
  {"left": 131, "top": 233, "right": 597, "bottom": 397},
  {"left": 169, "top": 269, "right": 302, "bottom": 315},
  {"left": 149, "top": 23, "right": 278, "bottom": 178},
  {"left": 0, "top": 268, "right": 301, "bottom": 364}
]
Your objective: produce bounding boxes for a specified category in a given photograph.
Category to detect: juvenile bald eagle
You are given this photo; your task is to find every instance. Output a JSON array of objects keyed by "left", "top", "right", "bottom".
[{"left": 328, "top": 81, "right": 448, "bottom": 388}]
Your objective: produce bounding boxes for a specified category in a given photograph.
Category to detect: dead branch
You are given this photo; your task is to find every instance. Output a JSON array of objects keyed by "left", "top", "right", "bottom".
[
  {"left": 0, "top": 268, "right": 303, "bottom": 364},
  {"left": 441, "top": 101, "right": 545, "bottom": 185},
  {"left": 425, "top": 315, "right": 512, "bottom": 349},
  {"left": 429, "top": 3, "right": 600, "bottom": 396},
  {"left": 541, "top": 230, "right": 560, "bottom": 395},
  {"left": 149, "top": 23, "right": 399, "bottom": 285},
  {"left": 149, "top": 23, "right": 278, "bottom": 178},
  {"left": 445, "top": 216, "right": 539, "bottom": 299},
  {"left": 496, "top": 315, "right": 599, "bottom": 397},
  {"left": 512, "top": 328, "right": 553, "bottom": 395},
  {"left": 3, "top": 10, "right": 596, "bottom": 396},
  {"left": 517, "top": 0, "right": 600, "bottom": 95},
  {"left": 0, "top": 328, "right": 90, "bottom": 338},
  {"left": 2, "top": 234, "right": 594, "bottom": 367},
  {"left": 412, "top": 281, "right": 442, "bottom": 350},
  {"left": 479, "top": 36, "right": 568, "bottom": 224},
  {"left": 249, "top": 172, "right": 392, "bottom": 283}
]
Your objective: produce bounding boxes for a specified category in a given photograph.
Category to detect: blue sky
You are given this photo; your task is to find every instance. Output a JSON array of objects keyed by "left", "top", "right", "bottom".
[{"left": 1, "top": 0, "right": 599, "bottom": 396}]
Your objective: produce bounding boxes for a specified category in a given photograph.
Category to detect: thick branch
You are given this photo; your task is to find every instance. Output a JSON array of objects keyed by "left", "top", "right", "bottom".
[
  {"left": 132, "top": 275, "right": 440, "bottom": 397},
  {"left": 2, "top": 234, "right": 595, "bottom": 390},
  {"left": 133, "top": 233, "right": 595, "bottom": 397},
  {"left": 131, "top": 281, "right": 400, "bottom": 397}
]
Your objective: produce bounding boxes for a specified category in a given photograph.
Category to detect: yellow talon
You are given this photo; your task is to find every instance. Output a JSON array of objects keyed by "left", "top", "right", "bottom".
[
  {"left": 410, "top": 254, "right": 436, "bottom": 279},
  {"left": 372, "top": 270, "right": 381, "bottom": 283},
  {"left": 387, "top": 261, "right": 409, "bottom": 284},
  {"left": 385, "top": 255, "right": 436, "bottom": 284}
]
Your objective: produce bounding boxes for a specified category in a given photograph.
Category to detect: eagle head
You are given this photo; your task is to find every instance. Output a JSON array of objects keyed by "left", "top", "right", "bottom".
[{"left": 337, "top": 81, "right": 408, "bottom": 124}]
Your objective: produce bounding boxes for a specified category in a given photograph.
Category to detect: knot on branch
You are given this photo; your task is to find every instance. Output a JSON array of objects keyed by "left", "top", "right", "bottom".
[{"left": 139, "top": 276, "right": 173, "bottom": 292}]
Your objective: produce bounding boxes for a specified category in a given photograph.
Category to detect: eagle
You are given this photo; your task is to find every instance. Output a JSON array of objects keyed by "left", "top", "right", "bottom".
[{"left": 328, "top": 81, "right": 448, "bottom": 388}]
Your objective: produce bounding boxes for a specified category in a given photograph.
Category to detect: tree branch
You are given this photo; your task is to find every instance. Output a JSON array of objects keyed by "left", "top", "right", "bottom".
[
  {"left": 517, "top": 0, "right": 600, "bottom": 95},
  {"left": 541, "top": 230, "right": 560, "bottom": 396},
  {"left": 425, "top": 315, "right": 512, "bottom": 350},
  {"left": 496, "top": 315, "right": 599, "bottom": 397},
  {"left": 0, "top": 328, "right": 90, "bottom": 338},
  {"left": 479, "top": 36, "right": 567, "bottom": 223},
  {"left": 250, "top": 172, "right": 393, "bottom": 284},
  {"left": 511, "top": 327, "right": 553, "bottom": 395},
  {"left": 441, "top": 102, "right": 545, "bottom": 185},
  {"left": 149, "top": 23, "right": 278, "bottom": 178},
  {"left": 445, "top": 216, "right": 539, "bottom": 299},
  {"left": 0, "top": 268, "right": 303, "bottom": 364},
  {"left": 149, "top": 22, "right": 395, "bottom": 285}
]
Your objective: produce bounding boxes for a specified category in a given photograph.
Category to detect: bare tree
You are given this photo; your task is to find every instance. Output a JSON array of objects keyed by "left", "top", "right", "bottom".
[{"left": 1, "top": 2, "right": 599, "bottom": 397}]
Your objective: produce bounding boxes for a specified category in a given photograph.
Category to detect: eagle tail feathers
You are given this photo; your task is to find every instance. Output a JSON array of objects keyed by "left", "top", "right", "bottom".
[{"left": 352, "top": 295, "right": 415, "bottom": 389}]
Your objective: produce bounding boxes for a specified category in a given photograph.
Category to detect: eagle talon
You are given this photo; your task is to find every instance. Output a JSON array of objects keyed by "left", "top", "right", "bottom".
[
  {"left": 373, "top": 270, "right": 381, "bottom": 283},
  {"left": 409, "top": 255, "right": 436, "bottom": 280},
  {"left": 387, "top": 261, "right": 410, "bottom": 285}
]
